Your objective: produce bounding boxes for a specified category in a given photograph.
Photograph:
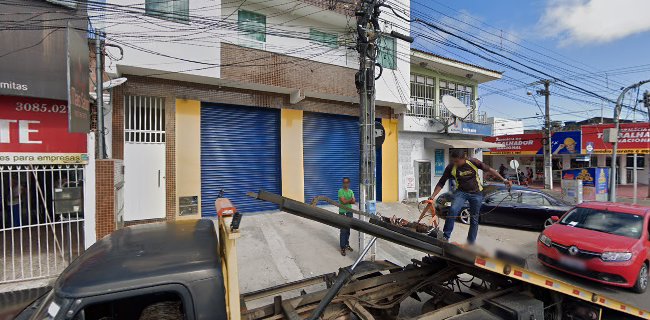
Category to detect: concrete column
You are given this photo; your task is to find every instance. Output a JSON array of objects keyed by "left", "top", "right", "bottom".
[
  {"left": 562, "top": 155, "right": 571, "bottom": 170},
  {"left": 619, "top": 155, "right": 627, "bottom": 185},
  {"left": 597, "top": 154, "right": 606, "bottom": 167}
]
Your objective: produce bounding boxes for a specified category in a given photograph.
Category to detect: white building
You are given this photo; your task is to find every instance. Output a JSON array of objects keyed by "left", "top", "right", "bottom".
[
  {"left": 399, "top": 49, "right": 503, "bottom": 202},
  {"left": 489, "top": 117, "right": 524, "bottom": 136},
  {"left": 91, "top": 0, "right": 411, "bottom": 228}
]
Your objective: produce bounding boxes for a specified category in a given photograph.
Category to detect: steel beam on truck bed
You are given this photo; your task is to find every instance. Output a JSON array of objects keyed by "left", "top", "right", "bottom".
[{"left": 248, "top": 190, "right": 475, "bottom": 264}]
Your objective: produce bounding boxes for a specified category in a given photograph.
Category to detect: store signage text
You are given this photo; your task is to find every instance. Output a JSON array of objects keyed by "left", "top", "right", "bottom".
[
  {"left": 0, "top": 96, "right": 87, "bottom": 164},
  {"left": 581, "top": 123, "right": 650, "bottom": 154}
]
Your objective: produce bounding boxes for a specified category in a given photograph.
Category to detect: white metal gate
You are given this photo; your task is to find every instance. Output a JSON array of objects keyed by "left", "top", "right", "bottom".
[
  {"left": 124, "top": 96, "right": 166, "bottom": 221},
  {"left": 0, "top": 165, "right": 84, "bottom": 283}
]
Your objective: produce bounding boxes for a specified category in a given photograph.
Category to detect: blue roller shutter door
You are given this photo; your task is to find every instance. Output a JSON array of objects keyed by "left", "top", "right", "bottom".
[
  {"left": 303, "top": 112, "right": 360, "bottom": 204},
  {"left": 201, "top": 104, "right": 281, "bottom": 215}
]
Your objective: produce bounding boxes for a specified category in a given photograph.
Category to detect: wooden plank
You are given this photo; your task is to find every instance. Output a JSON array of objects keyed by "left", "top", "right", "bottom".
[{"left": 344, "top": 300, "right": 375, "bottom": 320}]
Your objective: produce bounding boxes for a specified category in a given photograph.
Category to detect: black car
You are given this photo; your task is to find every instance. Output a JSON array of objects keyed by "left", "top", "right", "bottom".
[{"left": 435, "top": 185, "right": 571, "bottom": 230}]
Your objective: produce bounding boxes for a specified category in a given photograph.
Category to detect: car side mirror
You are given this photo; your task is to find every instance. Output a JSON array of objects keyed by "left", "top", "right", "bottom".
[{"left": 551, "top": 216, "right": 560, "bottom": 223}]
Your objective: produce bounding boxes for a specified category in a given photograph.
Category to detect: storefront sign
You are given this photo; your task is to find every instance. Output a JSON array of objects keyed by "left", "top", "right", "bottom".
[
  {"left": 551, "top": 131, "right": 581, "bottom": 154},
  {"left": 434, "top": 149, "right": 445, "bottom": 176},
  {"left": 561, "top": 167, "right": 609, "bottom": 201},
  {"left": 483, "top": 133, "right": 543, "bottom": 155},
  {"left": 581, "top": 123, "right": 650, "bottom": 154},
  {"left": 448, "top": 121, "right": 492, "bottom": 136},
  {"left": 67, "top": 25, "right": 91, "bottom": 133},
  {"left": 0, "top": 95, "right": 87, "bottom": 164}
]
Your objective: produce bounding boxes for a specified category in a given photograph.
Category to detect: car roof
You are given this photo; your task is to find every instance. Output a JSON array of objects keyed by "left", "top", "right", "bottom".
[
  {"left": 576, "top": 201, "right": 650, "bottom": 216},
  {"left": 55, "top": 219, "right": 221, "bottom": 298}
]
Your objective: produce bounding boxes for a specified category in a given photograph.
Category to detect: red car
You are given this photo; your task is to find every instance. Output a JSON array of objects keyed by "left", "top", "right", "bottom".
[{"left": 537, "top": 202, "right": 650, "bottom": 293}]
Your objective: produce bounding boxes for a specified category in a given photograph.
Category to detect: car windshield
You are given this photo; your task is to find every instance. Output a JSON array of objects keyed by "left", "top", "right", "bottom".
[{"left": 559, "top": 207, "right": 644, "bottom": 239}]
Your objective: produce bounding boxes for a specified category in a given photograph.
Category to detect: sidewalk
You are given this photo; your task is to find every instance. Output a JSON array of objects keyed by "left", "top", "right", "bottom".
[{"left": 528, "top": 182, "right": 650, "bottom": 206}]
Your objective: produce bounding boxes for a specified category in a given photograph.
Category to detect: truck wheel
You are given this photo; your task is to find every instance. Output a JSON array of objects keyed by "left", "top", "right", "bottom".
[
  {"left": 459, "top": 209, "right": 470, "bottom": 224},
  {"left": 632, "top": 263, "right": 648, "bottom": 294}
]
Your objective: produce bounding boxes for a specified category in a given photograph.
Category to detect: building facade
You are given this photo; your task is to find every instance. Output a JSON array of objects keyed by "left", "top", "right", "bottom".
[
  {"left": 398, "top": 49, "right": 502, "bottom": 202},
  {"left": 94, "top": 0, "right": 410, "bottom": 234}
]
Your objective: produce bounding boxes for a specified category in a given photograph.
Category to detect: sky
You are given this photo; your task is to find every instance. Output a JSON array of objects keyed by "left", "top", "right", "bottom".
[{"left": 409, "top": 0, "right": 650, "bottom": 130}]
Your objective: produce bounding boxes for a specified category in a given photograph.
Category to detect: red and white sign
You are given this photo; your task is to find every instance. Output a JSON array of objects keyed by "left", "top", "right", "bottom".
[
  {"left": 581, "top": 123, "right": 650, "bottom": 154},
  {"left": 483, "top": 133, "right": 544, "bottom": 155},
  {"left": 0, "top": 95, "right": 87, "bottom": 164}
]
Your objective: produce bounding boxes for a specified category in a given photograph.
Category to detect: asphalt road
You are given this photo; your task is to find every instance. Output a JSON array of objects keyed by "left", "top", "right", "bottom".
[{"left": 236, "top": 201, "right": 650, "bottom": 315}]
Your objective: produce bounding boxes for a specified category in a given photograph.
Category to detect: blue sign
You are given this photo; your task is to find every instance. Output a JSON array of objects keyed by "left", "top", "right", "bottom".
[
  {"left": 551, "top": 131, "right": 581, "bottom": 155},
  {"left": 534, "top": 131, "right": 582, "bottom": 155},
  {"left": 562, "top": 167, "right": 609, "bottom": 201},
  {"left": 460, "top": 122, "right": 492, "bottom": 136},
  {"left": 434, "top": 149, "right": 445, "bottom": 176}
]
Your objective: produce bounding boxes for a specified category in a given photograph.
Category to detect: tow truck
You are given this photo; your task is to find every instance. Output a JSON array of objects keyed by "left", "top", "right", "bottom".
[{"left": 13, "top": 190, "right": 650, "bottom": 320}]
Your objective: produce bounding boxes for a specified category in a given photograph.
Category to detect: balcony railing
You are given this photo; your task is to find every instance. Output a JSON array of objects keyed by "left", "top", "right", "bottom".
[{"left": 407, "top": 100, "right": 488, "bottom": 124}]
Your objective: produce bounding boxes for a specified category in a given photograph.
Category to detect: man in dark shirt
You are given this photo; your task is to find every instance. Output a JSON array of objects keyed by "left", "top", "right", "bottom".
[{"left": 430, "top": 150, "right": 511, "bottom": 244}]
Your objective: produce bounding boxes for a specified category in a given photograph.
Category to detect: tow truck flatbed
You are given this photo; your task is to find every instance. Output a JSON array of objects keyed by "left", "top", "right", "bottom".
[{"left": 12, "top": 190, "right": 650, "bottom": 320}]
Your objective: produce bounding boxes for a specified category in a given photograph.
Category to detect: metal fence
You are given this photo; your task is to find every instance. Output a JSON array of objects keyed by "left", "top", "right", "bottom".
[
  {"left": 1, "top": 165, "right": 85, "bottom": 283},
  {"left": 407, "top": 100, "right": 488, "bottom": 124}
]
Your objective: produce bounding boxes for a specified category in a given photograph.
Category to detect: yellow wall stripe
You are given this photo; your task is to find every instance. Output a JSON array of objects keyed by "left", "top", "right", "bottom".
[
  {"left": 381, "top": 118, "right": 399, "bottom": 202},
  {"left": 175, "top": 99, "right": 201, "bottom": 219},
  {"left": 281, "top": 109, "right": 305, "bottom": 202}
]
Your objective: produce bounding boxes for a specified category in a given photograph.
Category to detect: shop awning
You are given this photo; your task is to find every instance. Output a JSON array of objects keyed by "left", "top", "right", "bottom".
[{"left": 425, "top": 138, "right": 504, "bottom": 149}]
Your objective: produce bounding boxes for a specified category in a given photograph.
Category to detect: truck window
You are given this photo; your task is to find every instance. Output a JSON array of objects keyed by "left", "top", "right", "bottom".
[{"left": 73, "top": 292, "right": 185, "bottom": 320}]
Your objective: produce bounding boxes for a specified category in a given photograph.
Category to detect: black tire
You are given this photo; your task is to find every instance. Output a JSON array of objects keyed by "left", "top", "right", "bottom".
[{"left": 632, "top": 263, "right": 648, "bottom": 294}]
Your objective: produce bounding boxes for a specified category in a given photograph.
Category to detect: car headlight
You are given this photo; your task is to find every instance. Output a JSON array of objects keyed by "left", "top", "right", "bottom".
[
  {"left": 600, "top": 252, "right": 632, "bottom": 262},
  {"left": 538, "top": 234, "right": 552, "bottom": 247}
]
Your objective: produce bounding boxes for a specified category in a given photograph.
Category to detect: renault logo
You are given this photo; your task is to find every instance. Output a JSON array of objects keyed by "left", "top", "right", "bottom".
[{"left": 568, "top": 246, "right": 580, "bottom": 256}]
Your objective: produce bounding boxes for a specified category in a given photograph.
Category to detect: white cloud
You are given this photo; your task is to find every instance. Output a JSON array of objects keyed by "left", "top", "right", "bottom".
[{"left": 539, "top": 0, "right": 650, "bottom": 45}]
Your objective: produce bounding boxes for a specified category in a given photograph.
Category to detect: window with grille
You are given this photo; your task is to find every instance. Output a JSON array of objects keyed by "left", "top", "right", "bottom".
[
  {"left": 310, "top": 28, "right": 338, "bottom": 48},
  {"left": 439, "top": 80, "right": 474, "bottom": 108},
  {"left": 408, "top": 74, "right": 436, "bottom": 118},
  {"left": 125, "top": 96, "right": 166, "bottom": 143},
  {"left": 238, "top": 10, "right": 266, "bottom": 43},
  {"left": 145, "top": 0, "right": 189, "bottom": 23},
  {"left": 378, "top": 36, "right": 396, "bottom": 70}
]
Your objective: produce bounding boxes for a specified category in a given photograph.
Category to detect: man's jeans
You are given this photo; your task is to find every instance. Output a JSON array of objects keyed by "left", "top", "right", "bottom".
[
  {"left": 339, "top": 212, "right": 353, "bottom": 249},
  {"left": 443, "top": 191, "right": 484, "bottom": 244}
]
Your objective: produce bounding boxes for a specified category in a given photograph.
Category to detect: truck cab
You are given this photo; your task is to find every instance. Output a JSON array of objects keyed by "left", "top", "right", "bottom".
[{"left": 17, "top": 220, "right": 227, "bottom": 320}]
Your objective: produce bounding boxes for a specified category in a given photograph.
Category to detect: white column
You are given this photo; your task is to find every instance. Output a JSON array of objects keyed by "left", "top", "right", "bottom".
[
  {"left": 84, "top": 132, "right": 97, "bottom": 249},
  {"left": 619, "top": 155, "right": 627, "bottom": 185},
  {"left": 597, "top": 154, "right": 606, "bottom": 167},
  {"left": 562, "top": 155, "right": 571, "bottom": 170}
]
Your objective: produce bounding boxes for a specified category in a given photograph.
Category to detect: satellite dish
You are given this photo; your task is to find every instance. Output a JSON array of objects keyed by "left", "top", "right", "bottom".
[
  {"left": 509, "top": 159, "right": 520, "bottom": 170},
  {"left": 441, "top": 95, "right": 470, "bottom": 119},
  {"left": 102, "top": 77, "right": 127, "bottom": 90}
]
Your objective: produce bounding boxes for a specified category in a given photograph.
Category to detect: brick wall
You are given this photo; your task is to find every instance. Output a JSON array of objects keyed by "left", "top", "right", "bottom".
[
  {"left": 95, "top": 159, "right": 116, "bottom": 239},
  {"left": 221, "top": 43, "right": 357, "bottom": 99}
]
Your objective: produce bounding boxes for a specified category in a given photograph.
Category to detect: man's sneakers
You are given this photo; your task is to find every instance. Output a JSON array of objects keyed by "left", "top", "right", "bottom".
[
  {"left": 340, "top": 248, "right": 346, "bottom": 256},
  {"left": 346, "top": 245, "right": 354, "bottom": 252}
]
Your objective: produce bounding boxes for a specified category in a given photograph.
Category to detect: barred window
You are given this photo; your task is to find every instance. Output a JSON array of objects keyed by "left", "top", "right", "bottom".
[
  {"left": 408, "top": 74, "right": 436, "bottom": 118},
  {"left": 439, "top": 80, "right": 474, "bottom": 108}
]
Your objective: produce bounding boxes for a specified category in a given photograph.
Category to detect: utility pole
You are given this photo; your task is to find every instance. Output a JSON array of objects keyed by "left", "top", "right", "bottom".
[
  {"left": 609, "top": 80, "right": 650, "bottom": 202},
  {"left": 645, "top": 91, "right": 650, "bottom": 199},
  {"left": 95, "top": 31, "right": 106, "bottom": 159},
  {"left": 541, "top": 80, "right": 553, "bottom": 190},
  {"left": 355, "top": 0, "right": 381, "bottom": 260},
  {"left": 354, "top": 0, "right": 412, "bottom": 259}
]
